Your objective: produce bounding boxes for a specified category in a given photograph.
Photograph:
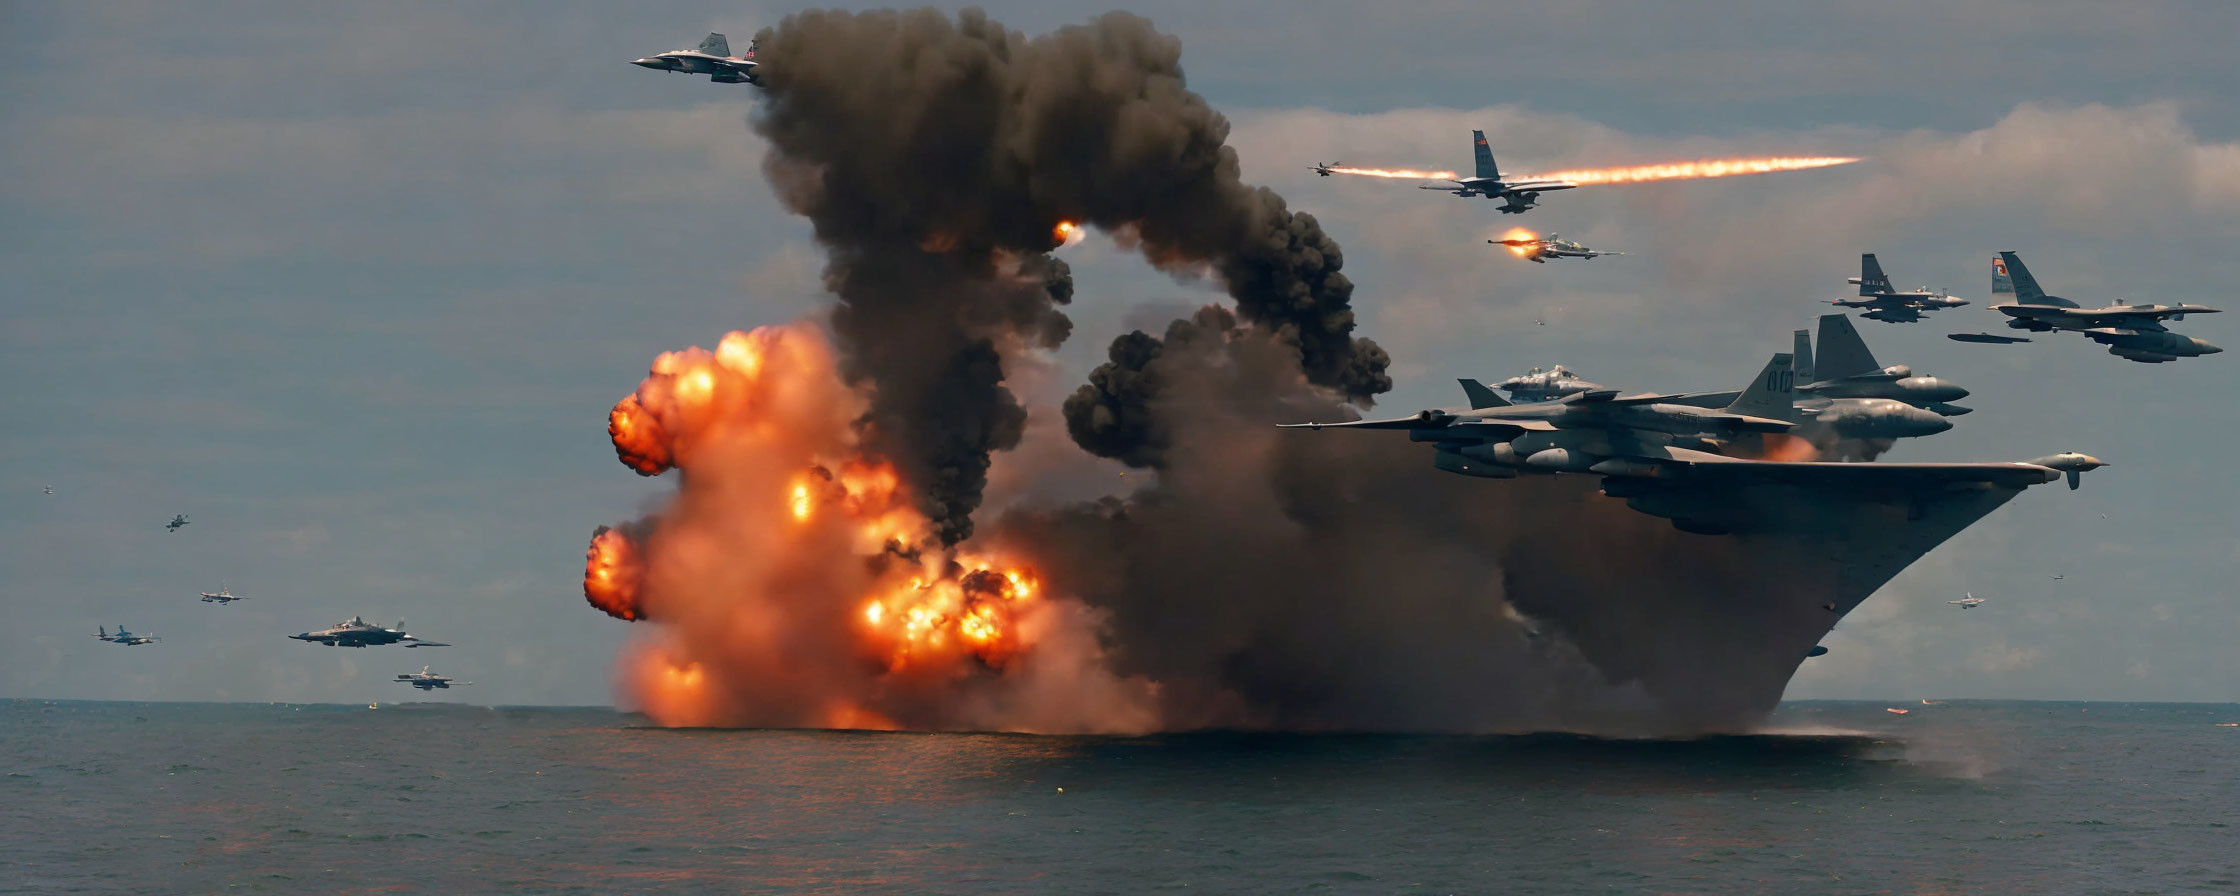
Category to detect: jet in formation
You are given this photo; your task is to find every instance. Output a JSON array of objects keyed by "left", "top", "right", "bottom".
[
  {"left": 94, "top": 625, "right": 158, "bottom": 646},
  {"left": 1831, "top": 254, "right": 1967, "bottom": 323},
  {"left": 1525, "top": 315, "right": 1966, "bottom": 459},
  {"left": 290, "top": 617, "right": 450, "bottom": 648},
  {"left": 165, "top": 514, "right": 189, "bottom": 532},
  {"left": 1282, "top": 352, "right": 2106, "bottom": 533},
  {"left": 632, "top": 33, "right": 761, "bottom": 84},
  {"left": 1990, "top": 252, "right": 2222, "bottom": 362},
  {"left": 1950, "top": 593, "right": 1987, "bottom": 609},
  {"left": 1948, "top": 332, "right": 2032, "bottom": 345},
  {"left": 394, "top": 666, "right": 470, "bottom": 691},
  {"left": 1420, "top": 131, "right": 1580, "bottom": 214},
  {"left": 1495, "top": 365, "right": 1605, "bottom": 402},
  {"left": 1489, "top": 233, "right": 1624, "bottom": 263},
  {"left": 199, "top": 588, "right": 247, "bottom": 605}
]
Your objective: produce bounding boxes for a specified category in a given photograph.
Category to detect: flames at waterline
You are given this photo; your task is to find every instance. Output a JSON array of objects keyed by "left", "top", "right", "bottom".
[
  {"left": 583, "top": 322, "right": 1159, "bottom": 731},
  {"left": 1320, "top": 156, "right": 1859, "bottom": 184}
]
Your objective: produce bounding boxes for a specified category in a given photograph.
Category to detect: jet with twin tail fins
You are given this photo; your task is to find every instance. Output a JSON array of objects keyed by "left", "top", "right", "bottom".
[
  {"left": 1990, "top": 251, "right": 2222, "bottom": 362},
  {"left": 1832, "top": 254, "right": 1967, "bottom": 323},
  {"left": 94, "top": 625, "right": 158, "bottom": 646},
  {"left": 1422, "top": 131, "right": 1580, "bottom": 214},
  {"left": 394, "top": 666, "right": 470, "bottom": 691},
  {"left": 1668, "top": 314, "right": 1974, "bottom": 451},
  {"left": 1490, "top": 232, "right": 1624, "bottom": 263},
  {"left": 1281, "top": 353, "right": 2107, "bottom": 534},
  {"left": 632, "top": 33, "right": 760, "bottom": 85},
  {"left": 290, "top": 617, "right": 449, "bottom": 648}
]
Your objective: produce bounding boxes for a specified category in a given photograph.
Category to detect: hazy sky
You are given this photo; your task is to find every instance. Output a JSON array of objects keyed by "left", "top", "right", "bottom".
[{"left": 5, "top": 1, "right": 2237, "bottom": 708}]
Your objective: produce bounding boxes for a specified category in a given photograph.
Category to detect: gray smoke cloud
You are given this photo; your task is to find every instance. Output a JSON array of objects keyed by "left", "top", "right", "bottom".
[
  {"left": 999, "top": 315, "right": 1822, "bottom": 733},
  {"left": 751, "top": 8, "right": 1389, "bottom": 543}
]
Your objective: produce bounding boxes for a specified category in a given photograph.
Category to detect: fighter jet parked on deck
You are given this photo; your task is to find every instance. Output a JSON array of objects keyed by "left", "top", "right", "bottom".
[
  {"left": 199, "top": 588, "right": 246, "bottom": 605},
  {"left": 632, "top": 33, "right": 760, "bottom": 84},
  {"left": 290, "top": 617, "right": 449, "bottom": 648},
  {"left": 1419, "top": 131, "right": 1580, "bottom": 213},
  {"left": 1495, "top": 365, "right": 1606, "bottom": 402},
  {"left": 1282, "top": 355, "right": 2106, "bottom": 534},
  {"left": 394, "top": 666, "right": 469, "bottom": 691},
  {"left": 1950, "top": 593, "right": 1987, "bottom": 608},
  {"left": 1991, "top": 251, "right": 2221, "bottom": 362},
  {"left": 1489, "top": 233, "right": 1624, "bottom": 263},
  {"left": 165, "top": 514, "right": 189, "bottom": 532},
  {"left": 1832, "top": 254, "right": 1967, "bottom": 323},
  {"left": 94, "top": 625, "right": 158, "bottom": 646}
]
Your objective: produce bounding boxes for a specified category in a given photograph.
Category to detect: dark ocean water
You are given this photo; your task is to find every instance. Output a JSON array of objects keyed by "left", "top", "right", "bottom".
[{"left": 3, "top": 700, "right": 2235, "bottom": 894}]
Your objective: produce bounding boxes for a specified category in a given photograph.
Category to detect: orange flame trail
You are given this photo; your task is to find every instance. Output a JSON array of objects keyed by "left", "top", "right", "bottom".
[
  {"left": 1325, "top": 166, "right": 1461, "bottom": 180},
  {"left": 1518, "top": 156, "right": 1859, "bottom": 185}
]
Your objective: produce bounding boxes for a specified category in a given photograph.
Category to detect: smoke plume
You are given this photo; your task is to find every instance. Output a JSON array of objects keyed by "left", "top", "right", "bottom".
[
  {"left": 750, "top": 8, "right": 1388, "bottom": 540},
  {"left": 582, "top": 9, "right": 1840, "bottom": 736}
]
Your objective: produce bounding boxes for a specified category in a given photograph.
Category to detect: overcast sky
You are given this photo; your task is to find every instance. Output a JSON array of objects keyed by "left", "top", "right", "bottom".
[{"left": 4, "top": 1, "right": 2237, "bottom": 708}]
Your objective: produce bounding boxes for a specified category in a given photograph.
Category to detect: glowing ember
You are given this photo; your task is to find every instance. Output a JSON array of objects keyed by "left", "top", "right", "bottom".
[
  {"left": 1052, "top": 220, "right": 1085, "bottom": 247},
  {"left": 1518, "top": 156, "right": 1859, "bottom": 185},
  {"left": 789, "top": 478, "right": 813, "bottom": 522}
]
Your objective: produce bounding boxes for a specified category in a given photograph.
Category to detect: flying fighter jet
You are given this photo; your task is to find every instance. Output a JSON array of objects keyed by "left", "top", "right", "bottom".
[
  {"left": 1831, "top": 254, "right": 1967, "bottom": 323},
  {"left": 1950, "top": 593, "right": 1986, "bottom": 609},
  {"left": 632, "top": 33, "right": 760, "bottom": 84},
  {"left": 290, "top": 617, "right": 449, "bottom": 648},
  {"left": 94, "top": 625, "right": 158, "bottom": 646},
  {"left": 165, "top": 514, "right": 189, "bottom": 532},
  {"left": 199, "top": 588, "right": 246, "bottom": 605},
  {"left": 1495, "top": 365, "right": 1606, "bottom": 402},
  {"left": 1310, "top": 161, "right": 1344, "bottom": 177},
  {"left": 1282, "top": 354, "right": 2107, "bottom": 533},
  {"left": 1417, "top": 130, "right": 1580, "bottom": 214},
  {"left": 1991, "top": 252, "right": 2222, "bottom": 362},
  {"left": 393, "top": 666, "right": 470, "bottom": 691},
  {"left": 1489, "top": 233, "right": 1624, "bottom": 263}
]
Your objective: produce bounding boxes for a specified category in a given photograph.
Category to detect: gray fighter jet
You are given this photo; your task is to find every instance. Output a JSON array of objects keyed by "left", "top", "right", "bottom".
[
  {"left": 1495, "top": 365, "right": 1605, "bottom": 402},
  {"left": 165, "top": 514, "right": 189, "bottom": 532},
  {"left": 1831, "top": 254, "right": 1967, "bottom": 323},
  {"left": 290, "top": 617, "right": 449, "bottom": 648},
  {"left": 1490, "top": 233, "right": 1624, "bottom": 263},
  {"left": 1282, "top": 355, "right": 2106, "bottom": 533},
  {"left": 1949, "top": 593, "right": 1987, "bottom": 609},
  {"left": 632, "top": 33, "right": 760, "bottom": 84},
  {"left": 1991, "top": 251, "right": 2222, "bottom": 362},
  {"left": 1417, "top": 130, "right": 1580, "bottom": 214},
  {"left": 394, "top": 666, "right": 469, "bottom": 691},
  {"left": 94, "top": 625, "right": 158, "bottom": 646},
  {"left": 198, "top": 588, "right": 246, "bottom": 605},
  {"left": 1678, "top": 315, "right": 1973, "bottom": 419}
]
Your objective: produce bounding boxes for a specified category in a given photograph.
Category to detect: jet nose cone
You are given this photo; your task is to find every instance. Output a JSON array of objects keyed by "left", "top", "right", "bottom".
[
  {"left": 2199, "top": 341, "right": 2223, "bottom": 354},
  {"left": 631, "top": 58, "right": 665, "bottom": 68}
]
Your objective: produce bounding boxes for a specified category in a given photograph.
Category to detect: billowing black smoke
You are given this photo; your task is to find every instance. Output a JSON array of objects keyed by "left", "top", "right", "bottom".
[{"left": 752, "top": 9, "right": 1387, "bottom": 543}]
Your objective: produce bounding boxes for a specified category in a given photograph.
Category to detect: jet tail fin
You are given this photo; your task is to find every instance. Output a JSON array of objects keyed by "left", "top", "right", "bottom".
[
  {"left": 1858, "top": 253, "right": 1894, "bottom": 296},
  {"left": 1723, "top": 353, "right": 1796, "bottom": 421},
  {"left": 1792, "top": 328, "right": 1815, "bottom": 383},
  {"left": 1997, "top": 251, "right": 2076, "bottom": 308},
  {"left": 1458, "top": 378, "right": 1509, "bottom": 409},
  {"left": 698, "top": 32, "right": 731, "bottom": 57},
  {"left": 1813, "top": 313, "right": 1880, "bottom": 380},
  {"left": 1471, "top": 130, "right": 1499, "bottom": 180}
]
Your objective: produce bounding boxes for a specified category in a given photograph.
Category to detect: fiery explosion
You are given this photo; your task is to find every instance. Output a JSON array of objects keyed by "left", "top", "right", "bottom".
[
  {"left": 1052, "top": 220, "right": 1085, "bottom": 248},
  {"left": 585, "top": 322, "right": 1157, "bottom": 731}
]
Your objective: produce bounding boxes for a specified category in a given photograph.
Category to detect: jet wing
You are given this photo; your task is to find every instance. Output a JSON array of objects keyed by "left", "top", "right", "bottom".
[{"left": 1644, "top": 447, "right": 2059, "bottom": 489}]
